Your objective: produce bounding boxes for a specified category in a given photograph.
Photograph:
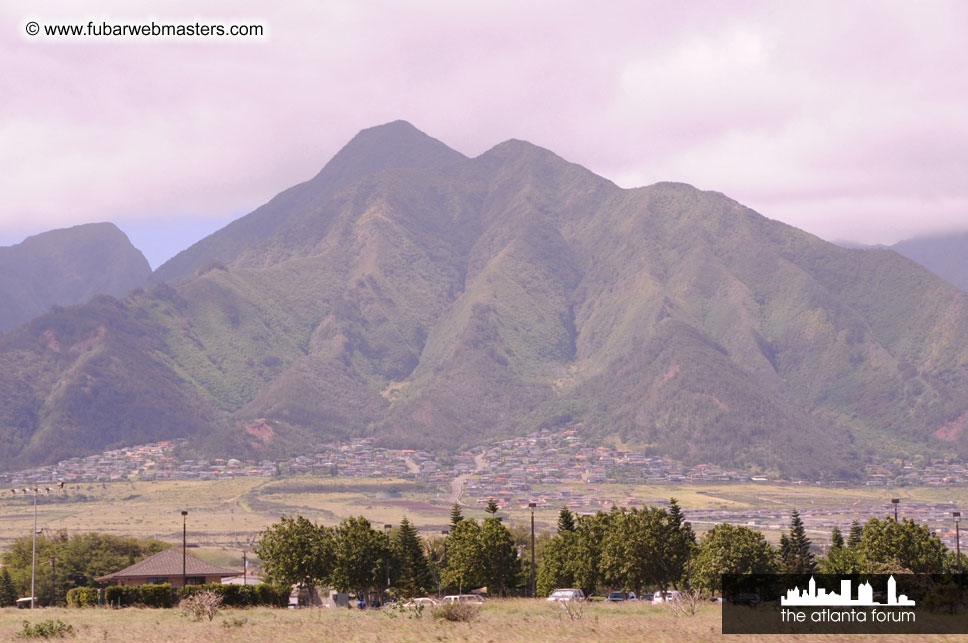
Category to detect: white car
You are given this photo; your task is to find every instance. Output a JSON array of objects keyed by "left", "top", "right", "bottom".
[
  {"left": 442, "top": 594, "right": 484, "bottom": 604},
  {"left": 547, "top": 588, "right": 586, "bottom": 602},
  {"left": 652, "top": 590, "right": 682, "bottom": 604}
]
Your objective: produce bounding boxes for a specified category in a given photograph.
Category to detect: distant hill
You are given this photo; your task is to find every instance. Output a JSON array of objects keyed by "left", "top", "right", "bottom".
[
  {"left": 4, "top": 122, "right": 968, "bottom": 479},
  {"left": 0, "top": 223, "right": 151, "bottom": 333},
  {"left": 893, "top": 232, "right": 968, "bottom": 292}
]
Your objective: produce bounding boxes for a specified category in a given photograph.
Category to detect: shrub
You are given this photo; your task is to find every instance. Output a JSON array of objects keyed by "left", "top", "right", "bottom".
[
  {"left": 65, "top": 587, "right": 98, "bottom": 608},
  {"left": 138, "top": 584, "right": 173, "bottom": 608},
  {"left": 431, "top": 601, "right": 482, "bottom": 622},
  {"left": 179, "top": 590, "right": 223, "bottom": 622},
  {"left": 16, "top": 619, "right": 75, "bottom": 638},
  {"left": 104, "top": 586, "right": 139, "bottom": 607},
  {"left": 178, "top": 583, "right": 287, "bottom": 607}
]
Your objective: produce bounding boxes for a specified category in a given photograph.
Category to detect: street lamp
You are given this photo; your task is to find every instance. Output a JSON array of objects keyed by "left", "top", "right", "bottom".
[
  {"left": 12, "top": 486, "right": 56, "bottom": 608},
  {"left": 955, "top": 512, "right": 962, "bottom": 575},
  {"left": 384, "top": 524, "right": 392, "bottom": 596},
  {"left": 181, "top": 511, "right": 188, "bottom": 588},
  {"left": 528, "top": 502, "right": 536, "bottom": 598},
  {"left": 684, "top": 521, "right": 692, "bottom": 588},
  {"left": 440, "top": 530, "right": 448, "bottom": 597},
  {"left": 891, "top": 498, "right": 900, "bottom": 522}
]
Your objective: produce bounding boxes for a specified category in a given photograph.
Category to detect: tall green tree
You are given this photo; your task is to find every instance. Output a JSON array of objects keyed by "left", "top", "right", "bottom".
[
  {"left": 393, "top": 518, "right": 432, "bottom": 598},
  {"left": 485, "top": 499, "right": 499, "bottom": 515},
  {"left": 0, "top": 568, "right": 16, "bottom": 607},
  {"left": 692, "top": 524, "right": 776, "bottom": 593},
  {"left": 557, "top": 507, "right": 576, "bottom": 533},
  {"left": 855, "top": 517, "right": 946, "bottom": 573},
  {"left": 830, "top": 527, "right": 845, "bottom": 550},
  {"left": 331, "top": 516, "right": 392, "bottom": 600},
  {"left": 659, "top": 498, "right": 696, "bottom": 589},
  {"left": 779, "top": 510, "right": 815, "bottom": 574},
  {"left": 480, "top": 516, "right": 521, "bottom": 596},
  {"left": 255, "top": 515, "right": 334, "bottom": 602},
  {"left": 571, "top": 511, "right": 609, "bottom": 595},
  {"left": 444, "top": 519, "right": 483, "bottom": 594},
  {"left": 536, "top": 530, "right": 579, "bottom": 596},
  {"left": 847, "top": 520, "right": 863, "bottom": 548},
  {"left": 449, "top": 504, "right": 464, "bottom": 529}
]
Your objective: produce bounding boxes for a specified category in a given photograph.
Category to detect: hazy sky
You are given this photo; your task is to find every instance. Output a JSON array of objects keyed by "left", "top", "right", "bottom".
[{"left": 3, "top": 1, "right": 967, "bottom": 267}]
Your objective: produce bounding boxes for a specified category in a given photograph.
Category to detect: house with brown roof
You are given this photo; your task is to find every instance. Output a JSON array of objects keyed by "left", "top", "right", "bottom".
[{"left": 95, "top": 547, "right": 238, "bottom": 588}]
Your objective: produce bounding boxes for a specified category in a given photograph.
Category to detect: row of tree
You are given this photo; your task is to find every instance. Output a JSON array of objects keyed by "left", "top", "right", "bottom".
[
  {"left": 257, "top": 501, "right": 968, "bottom": 600},
  {"left": 0, "top": 531, "right": 169, "bottom": 606},
  {"left": 255, "top": 501, "right": 526, "bottom": 601}
]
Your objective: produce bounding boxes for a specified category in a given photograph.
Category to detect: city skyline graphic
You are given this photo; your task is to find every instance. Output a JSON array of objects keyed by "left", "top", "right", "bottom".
[{"left": 781, "top": 576, "right": 915, "bottom": 607}]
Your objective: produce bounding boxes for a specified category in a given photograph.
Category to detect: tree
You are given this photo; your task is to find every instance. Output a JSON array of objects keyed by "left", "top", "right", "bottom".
[
  {"left": 485, "top": 499, "right": 499, "bottom": 515},
  {"left": 855, "top": 517, "right": 947, "bottom": 573},
  {"left": 659, "top": 498, "right": 696, "bottom": 589},
  {"left": 537, "top": 530, "right": 579, "bottom": 596},
  {"left": 830, "top": 527, "right": 845, "bottom": 550},
  {"left": 444, "top": 519, "right": 483, "bottom": 594},
  {"left": 1, "top": 530, "right": 168, "bottom": 606},
  {"left": 557, "top": 507, "right": 576, "bottom": 533},
  {"left": 571, "top": 512, "right": 609, "bottom": 596},
  {"left": 393, "top": 518, "right": 432, "bottom": 598},
  {"left": 0, "top": 568, "right": 16, "bottom": 607},
  {"left": 847, "top": 520, "right": 863, "bottom": 548},
  {"left": 692, "top": 524, "right": 776, "bottom": 593},
  {"left": 449, "top": 504, "right": 464, "bottom": 529},
  {"left": 779, "top": 510, "right": 815, "bottom": 574},
  {"left": 331, "top": 516, "right": 392, "bottom": 601},
  {"left": 254, "top": 515, "right": 334, "bottom": 602},
  {"left": 479, "top": 516, "right": 521, "bottom": 596}
]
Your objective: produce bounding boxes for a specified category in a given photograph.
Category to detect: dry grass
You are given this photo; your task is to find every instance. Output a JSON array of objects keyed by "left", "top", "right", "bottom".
[{"left": 2, "top": 601, "right": 966, "bottom": 643}]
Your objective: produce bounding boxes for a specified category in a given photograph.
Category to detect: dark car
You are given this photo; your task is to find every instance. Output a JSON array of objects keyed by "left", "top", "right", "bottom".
[
  {"left": 732, "top": 592, "right": 762, "bottom": 607},
  {"left": 605, "top": 591, "right": 637, "bottom": 602}
]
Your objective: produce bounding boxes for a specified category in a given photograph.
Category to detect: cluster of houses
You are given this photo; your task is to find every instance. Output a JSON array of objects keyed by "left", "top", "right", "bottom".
[
  {"left": 0, "top": 440, "right": 278, "bottom": 486},
  {"left": 5, "top": 429, "right": 968, "bottom": 494}
]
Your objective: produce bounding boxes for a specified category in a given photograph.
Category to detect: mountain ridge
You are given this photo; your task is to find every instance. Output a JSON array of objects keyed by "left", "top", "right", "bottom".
[{"left": 3, "top": 122, "right": 968, "bottom": 479}]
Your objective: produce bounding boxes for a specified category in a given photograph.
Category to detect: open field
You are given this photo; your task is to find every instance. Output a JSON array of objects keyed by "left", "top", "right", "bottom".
[
  {"left": 2, "top": 601, "right": 966, "bottom": 643},
  {"left": 3, "top": 476, "right": 968, "bottom": 562}
]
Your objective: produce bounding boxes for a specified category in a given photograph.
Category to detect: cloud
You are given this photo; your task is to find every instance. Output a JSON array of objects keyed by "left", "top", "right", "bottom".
[{"left": 1, "top": 0, "right": 966, "bottom": 254}]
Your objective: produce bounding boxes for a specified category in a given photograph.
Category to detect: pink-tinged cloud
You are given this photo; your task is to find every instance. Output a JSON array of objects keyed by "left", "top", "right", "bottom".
[{"left": 1, "top": 0, "right": 967, "bottom": 262}]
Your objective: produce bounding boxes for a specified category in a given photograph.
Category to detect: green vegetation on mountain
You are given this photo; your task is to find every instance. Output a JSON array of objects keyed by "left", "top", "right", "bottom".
[
  {"left": 0, "top": 222, "right": 150, "bottom": 333},
  {"left": 3, "top": 121, "right": 968, "bottom": 477}
]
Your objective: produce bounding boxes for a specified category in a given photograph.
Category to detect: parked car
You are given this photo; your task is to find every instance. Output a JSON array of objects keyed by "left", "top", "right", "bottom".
[
  {"left": 442, "top": 594, "right": 484, "bottom": 604},
  {"left": 732, "top": 592, "right": 761, "bottom": 607},
  {"left": 547, "top": 588, "right": 586, "bottom": 602},
  {"left": 639, "top": 592, "right": 654, "bottom": 602},
  {"left": 651, "top": 590, "right": 682, "bottom": 604},
  {"left": 605, "top": 591, "right": 637, "bottom": 602},
  {"left": 403, "top": 597, "right": 439, "bottom": 607}
]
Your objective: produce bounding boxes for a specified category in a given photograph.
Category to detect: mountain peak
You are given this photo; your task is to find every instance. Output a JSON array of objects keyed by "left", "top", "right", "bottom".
[{"left": 312, "top": 120, "right": 466, "bottom": 184}]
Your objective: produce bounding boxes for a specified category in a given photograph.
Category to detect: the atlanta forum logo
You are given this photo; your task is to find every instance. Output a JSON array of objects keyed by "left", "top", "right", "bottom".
[{"left": 780, "top": 575, "right": 915, "bottom": 624}]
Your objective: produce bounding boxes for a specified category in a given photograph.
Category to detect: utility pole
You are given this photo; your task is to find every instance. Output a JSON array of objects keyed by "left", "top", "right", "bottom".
[
  {"left": 242, "top": 550, "right": 247, "bottom": 586},
  {"left": 49, "top": 556, "right": 57, "bottom": 607},
  {"left": 892, "top": 498, "right": 900, "bottom": 522},
  {"left": 528, "top": 503, "right": 536, "bottom": 598},
  {"left": 181, "top": 511, "right": 188, "bottom": 588},
  {"left": 955, "top": 512, "right": 962, "bottom": 574},
  {"left": 12, "top": 487, "right": 56, "bottom": 608}
]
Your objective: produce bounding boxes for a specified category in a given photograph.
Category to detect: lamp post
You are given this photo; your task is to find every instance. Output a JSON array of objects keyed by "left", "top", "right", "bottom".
[
  {"left": 384, "top": 524, "right": 392, "bottom": 600},
  {"left": 955, "top": 512, "right": 962, "bottom": 575},
  {"left": 684, "top": 521, "right": 692, "bottom": 588},
  {"left": 891, "top": 498, "right": 900, "bottom": 522},
  {"left": 440, "top": 530, "right": 448, "bottom": 597},
  {"left": 181, "top": 511, "right": 188, "bottom": 588},
  {"left": 12, "top": 486, "right": 55, "bottom": 608},
  {"left": 528, "top": 502, "right": 536, "bottom": 598}
]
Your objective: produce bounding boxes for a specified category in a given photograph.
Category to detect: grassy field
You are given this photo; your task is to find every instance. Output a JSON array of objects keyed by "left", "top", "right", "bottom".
[
  {"left": 3, "top": 476, "right": 967, "bottom": 566},
  {"left": 4, "top": 600, "right": 967, "bottom": 643}
]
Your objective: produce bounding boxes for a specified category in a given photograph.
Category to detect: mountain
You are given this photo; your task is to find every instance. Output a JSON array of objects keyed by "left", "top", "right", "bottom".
[
  {"left": 892, "top": 232, "right": 968, "bottom": 292},
  {"left": 0, "top": 222, "right": 151, "bottom": 333},
  {"left": 4, "top": 122, "right": 968, "bottom": 478}
]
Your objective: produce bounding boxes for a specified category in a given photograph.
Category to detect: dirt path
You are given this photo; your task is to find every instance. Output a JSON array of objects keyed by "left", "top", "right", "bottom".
[
  {"left": 404, "top": 457, "right": 421, "bottom": 474},
  {"left": 448, "top": 452, "right": 488, "bottom": 505}
]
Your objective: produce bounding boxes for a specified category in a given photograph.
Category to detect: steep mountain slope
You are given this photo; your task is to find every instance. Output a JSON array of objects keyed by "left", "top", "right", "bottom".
[
  {"left": 4, "top": 122, "right": 968, "bottom": 478},
  {"left": 0, "top": 223, "right": 151, "bottom": 333},
  {"left": 152, "top": 120, "right": 467, "bottom": 284},
  {"left": 893, "top": 232, "right": 968, "bottom": 292}
]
